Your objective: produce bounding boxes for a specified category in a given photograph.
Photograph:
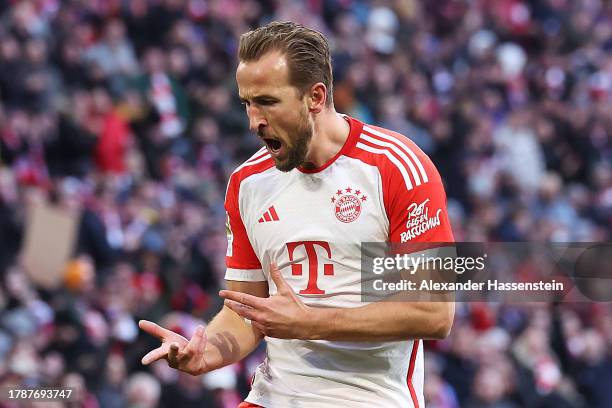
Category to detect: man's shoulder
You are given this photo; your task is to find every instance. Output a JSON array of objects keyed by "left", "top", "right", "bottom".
[
  {"left": 361, "top": 123, "right": 421, "bottom": 149},
  {"left": 229, "top": 147, "right": 275, "bottom": 184},
  {"left": 225, "top": 147, "right": 275, "bottom": 202},
  {"left": 346, "top": 120, "right": 440, "bottom": 189}
]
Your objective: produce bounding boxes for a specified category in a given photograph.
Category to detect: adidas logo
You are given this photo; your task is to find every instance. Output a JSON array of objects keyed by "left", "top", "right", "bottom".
[{"left": 258, "top": 206, "right": 280, "bottom": 223}]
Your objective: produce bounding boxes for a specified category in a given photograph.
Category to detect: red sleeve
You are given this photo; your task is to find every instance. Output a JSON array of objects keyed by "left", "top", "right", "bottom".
[
  {"left": 224, "top": 174, "right": 262, "bottom": 270},
  {"left": 383, "top": 160, "right": 454, "bottom": 245}
]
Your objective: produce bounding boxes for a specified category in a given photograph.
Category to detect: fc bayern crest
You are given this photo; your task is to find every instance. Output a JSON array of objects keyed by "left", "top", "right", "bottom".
[{"left": 331, "top": 186, "right": 367, "bottom": 223}]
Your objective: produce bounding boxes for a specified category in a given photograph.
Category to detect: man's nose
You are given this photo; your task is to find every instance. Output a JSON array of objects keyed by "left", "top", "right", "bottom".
[{"left": 247, "top": 106, "right": 267, "bottom": 132}]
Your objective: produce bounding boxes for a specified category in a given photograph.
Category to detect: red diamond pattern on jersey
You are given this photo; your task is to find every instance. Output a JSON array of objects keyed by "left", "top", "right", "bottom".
[
  {"left": 331, "top": 186, "right": 366, "bottom": 223},
  {"left": 258, "top": 206, "right": 280, "bottom": 223}
]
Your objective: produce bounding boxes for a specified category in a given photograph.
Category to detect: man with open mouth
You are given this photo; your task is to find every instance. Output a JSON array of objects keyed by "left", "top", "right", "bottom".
[{"left": 140, "top": 21, "right": 455, "bottom": 408}]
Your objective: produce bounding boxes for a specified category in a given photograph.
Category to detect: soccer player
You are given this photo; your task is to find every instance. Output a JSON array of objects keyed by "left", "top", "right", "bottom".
[{"left": 139, "top": 21, "right": 455, "bottom": 408}]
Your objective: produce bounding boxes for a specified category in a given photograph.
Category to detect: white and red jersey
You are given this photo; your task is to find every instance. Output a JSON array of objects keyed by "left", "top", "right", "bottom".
[{"left": 224, "top": 115, "right": 454, "bottom": 408}]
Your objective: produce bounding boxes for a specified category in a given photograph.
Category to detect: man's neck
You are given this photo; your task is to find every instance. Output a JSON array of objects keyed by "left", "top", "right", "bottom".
[{"left": 301, "top": 109, "right": 351, "bottom": 170}]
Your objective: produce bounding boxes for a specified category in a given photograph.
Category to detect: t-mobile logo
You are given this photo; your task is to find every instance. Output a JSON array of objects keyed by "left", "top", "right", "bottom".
[{"left": 286, "top": 241, "right": 334, "bottom": 294}]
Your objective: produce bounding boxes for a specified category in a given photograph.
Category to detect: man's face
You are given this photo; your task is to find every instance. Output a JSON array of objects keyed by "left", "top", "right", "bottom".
[{"left": 236, "top": 51, "right": 313, "bottom": 172}]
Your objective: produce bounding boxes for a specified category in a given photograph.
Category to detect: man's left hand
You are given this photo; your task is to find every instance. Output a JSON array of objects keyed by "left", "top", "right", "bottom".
[{"left": 219, "top": 263, "right": 315, "bottom": 339}]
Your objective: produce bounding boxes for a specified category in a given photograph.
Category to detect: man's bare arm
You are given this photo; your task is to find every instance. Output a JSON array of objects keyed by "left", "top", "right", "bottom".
[
  {"left": 309, "top": 265, "right": 455, "bottom": 341},
  {"left": 202, "top": 280, "right": 268, "bottom": 370},
  {"left": 308, "top": 300, "right": 454, "bottom": 341},
  {"left": 140, "top": 280, "right": 268, "bottom": 375},
  {"left": 220, "top": 264, "right": 454, "bottom": 342}
]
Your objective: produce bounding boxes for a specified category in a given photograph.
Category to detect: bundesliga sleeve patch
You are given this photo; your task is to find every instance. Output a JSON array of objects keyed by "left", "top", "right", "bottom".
[{"left": 226, "top": 211, "right": 233, "bottom": 256}]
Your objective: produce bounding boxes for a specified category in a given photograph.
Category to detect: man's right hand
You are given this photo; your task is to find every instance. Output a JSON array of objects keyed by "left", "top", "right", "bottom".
[{"left": 139, "top": 320, "right": 210, "bottom": 375}]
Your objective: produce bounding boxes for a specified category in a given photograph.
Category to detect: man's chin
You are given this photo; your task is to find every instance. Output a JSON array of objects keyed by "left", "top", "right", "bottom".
[
  {"left": 274, "top": 161, "right": 296, "bottom": 172},
  {"left": 272, "top": 156, "right": 301, "bottom": 172}
]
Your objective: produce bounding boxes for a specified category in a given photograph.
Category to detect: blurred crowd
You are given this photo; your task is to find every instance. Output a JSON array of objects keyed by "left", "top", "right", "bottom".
[{"left": 0, "top": 0, "right": 610, "bottom": 407}]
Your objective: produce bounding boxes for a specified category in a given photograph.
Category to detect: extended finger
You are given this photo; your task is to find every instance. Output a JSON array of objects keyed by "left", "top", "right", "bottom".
[
  {"left": 219, "top": 290, "right": 264, "bottom": 308},
  {"left": 139, "top": 320, "right": 176, "bottom": 340},
  {"left": 142, "top": 345, "right": 168, "bottom": 365},
  {"left": 168, "top": 342, "right": 180, "bottom": 368},
  {"left": 224, "top": 299, "right": 259, "bottom": 320},
  {"left": 184, "top": 325, "right": 206, "bottom": 355},
  {"left": 269, "top": 262, "right": 290, "bottom": 293}
]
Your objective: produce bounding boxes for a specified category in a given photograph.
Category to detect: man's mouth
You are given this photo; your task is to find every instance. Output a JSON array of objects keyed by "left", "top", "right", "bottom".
[{"left": 262, "top": 137, "right": 282, "bottom": 153}]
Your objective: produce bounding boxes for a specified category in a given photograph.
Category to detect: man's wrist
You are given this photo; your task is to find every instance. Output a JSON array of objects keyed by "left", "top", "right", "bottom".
[{"left": 302, "top": 307, "right": 337, "bottom": 340}]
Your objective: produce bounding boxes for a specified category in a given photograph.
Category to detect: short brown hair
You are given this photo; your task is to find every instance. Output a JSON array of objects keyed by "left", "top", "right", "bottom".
[{"left": 238, "top": 21, "right": 333, "bottom": 105}]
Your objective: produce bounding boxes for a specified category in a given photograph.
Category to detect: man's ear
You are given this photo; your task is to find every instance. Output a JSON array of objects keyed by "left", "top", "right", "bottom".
[{"left": 307, "top": 82, "right": 327, "bottom": 114}]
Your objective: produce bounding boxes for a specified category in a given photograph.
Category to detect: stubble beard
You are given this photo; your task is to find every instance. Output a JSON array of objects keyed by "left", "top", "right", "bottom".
[{"left": 275, "top": 117, "right": 313, "bottom": 172}]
